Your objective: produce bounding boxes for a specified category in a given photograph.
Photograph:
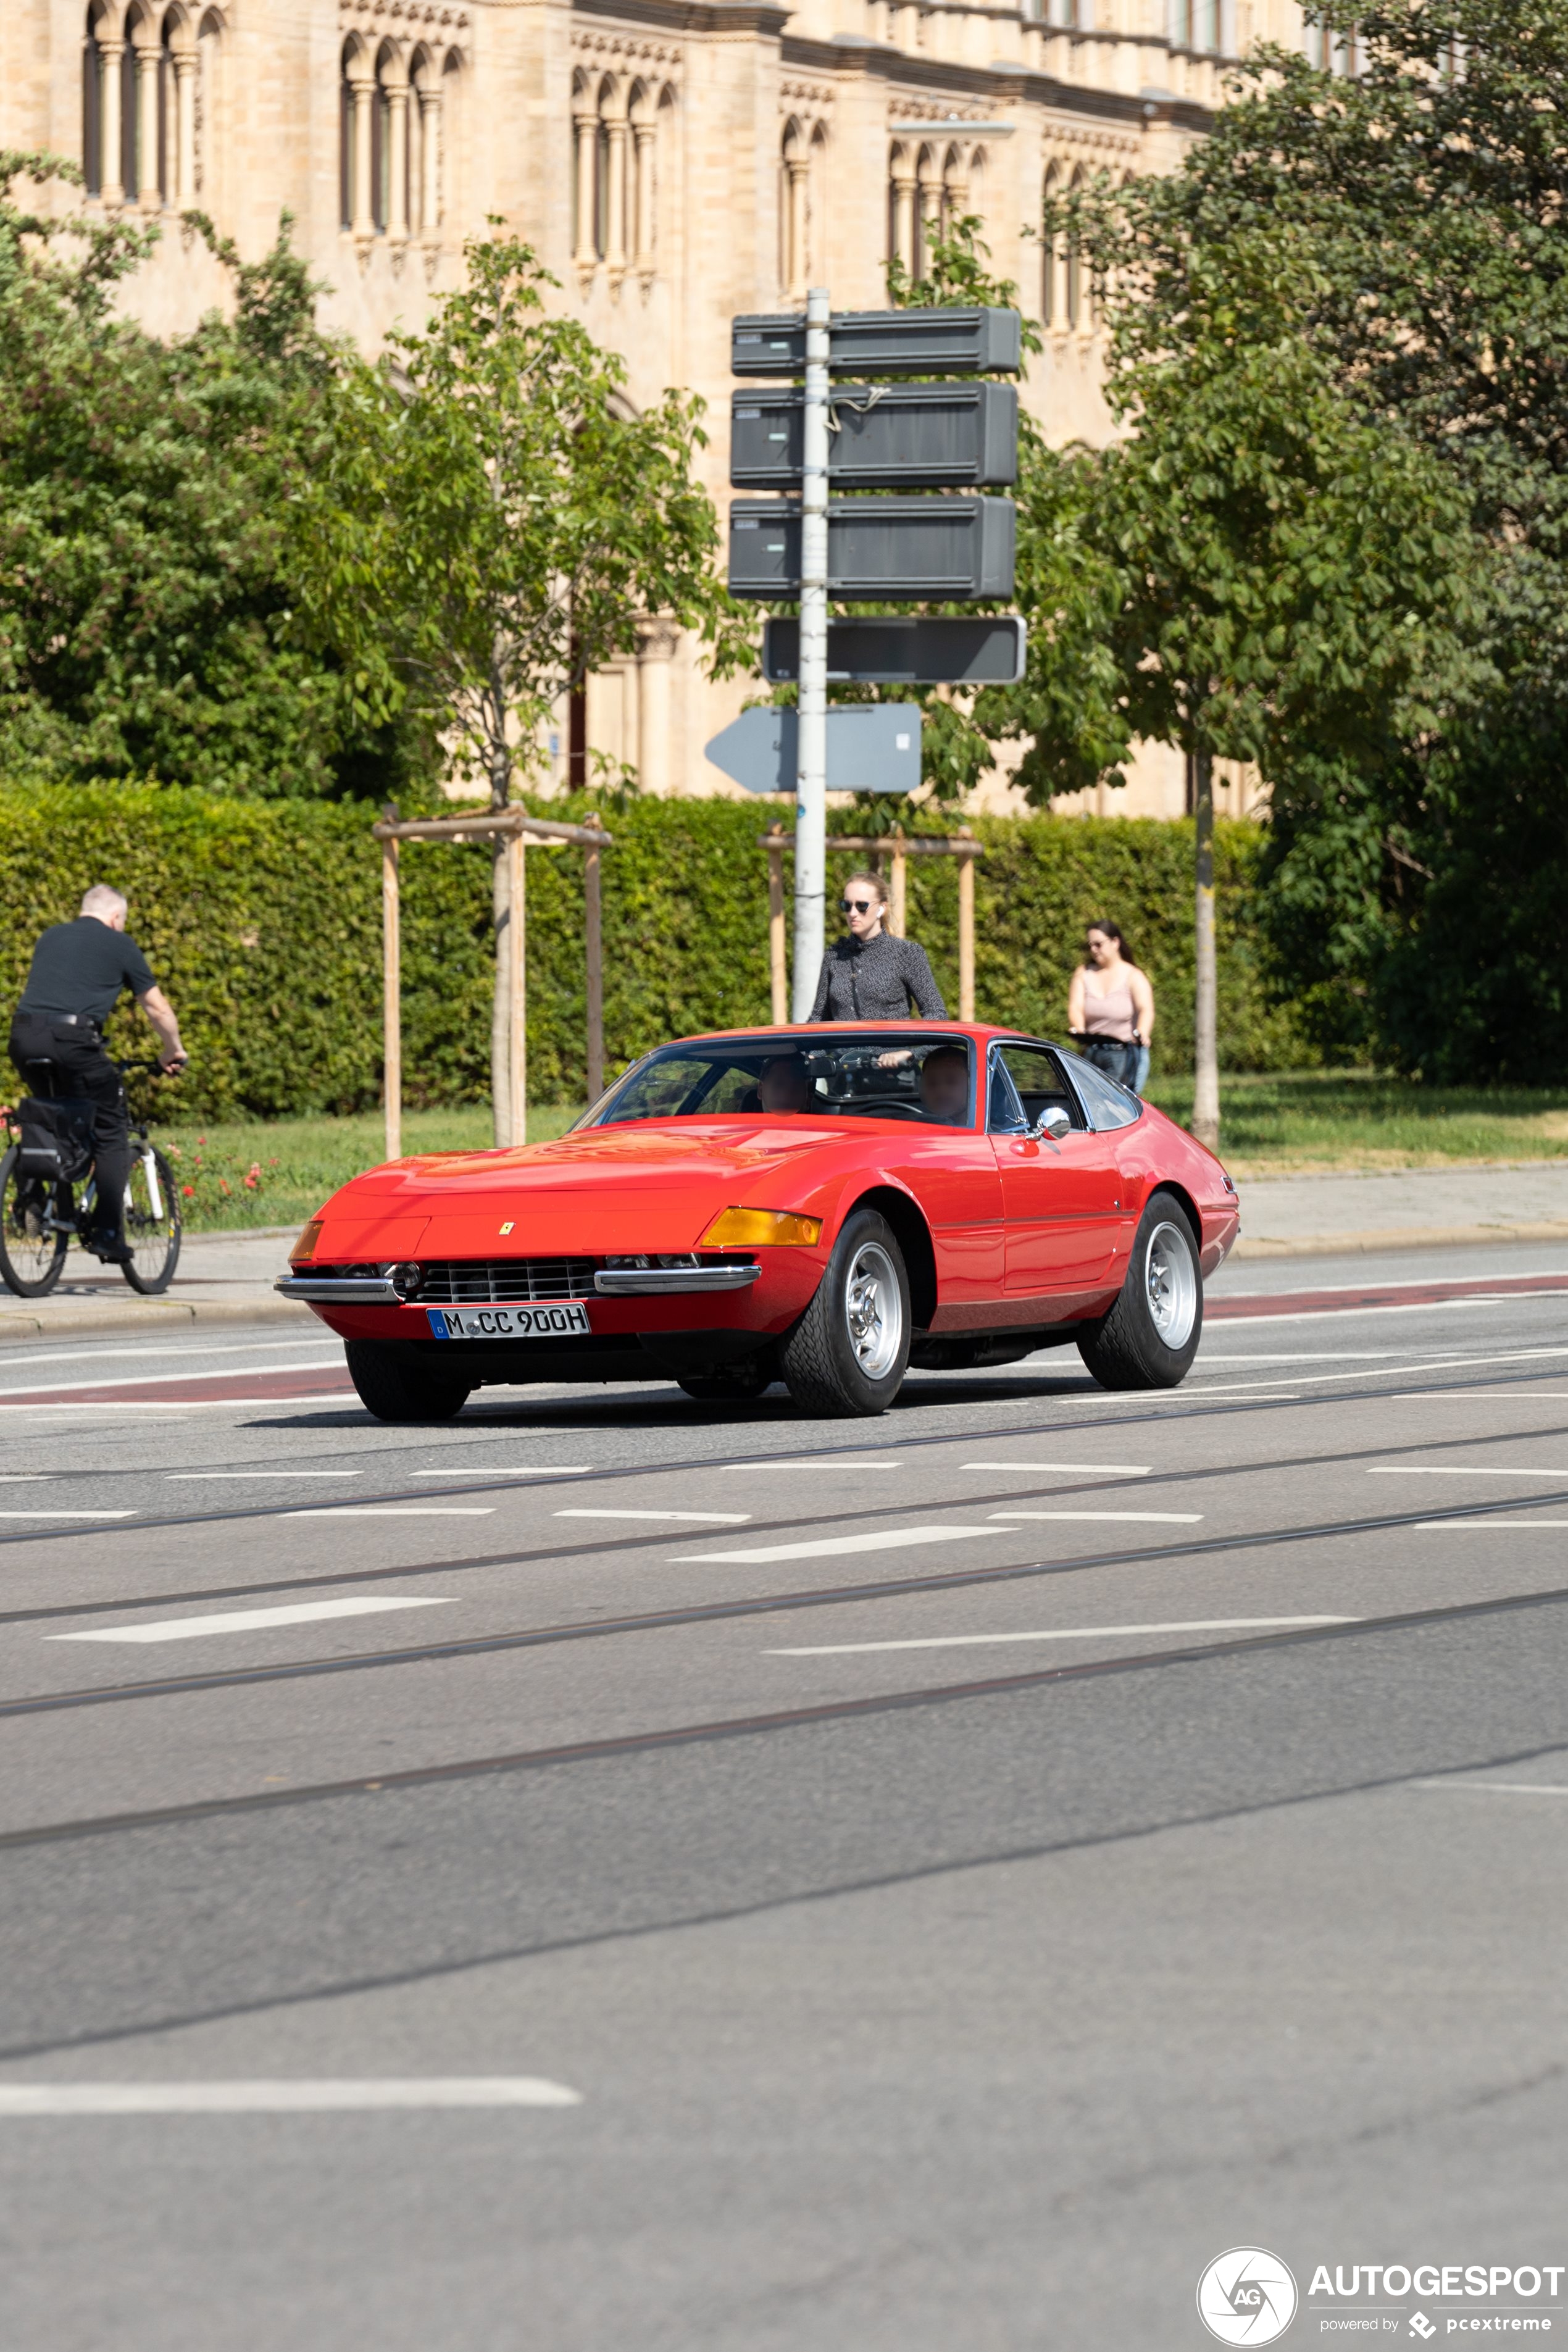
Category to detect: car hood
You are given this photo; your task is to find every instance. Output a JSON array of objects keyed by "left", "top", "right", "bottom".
[{"left": 314, "top": 1121, "right": 859, "bottom": 1257}]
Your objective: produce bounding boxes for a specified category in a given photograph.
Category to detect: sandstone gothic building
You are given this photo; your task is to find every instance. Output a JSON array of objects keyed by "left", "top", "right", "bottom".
[{"left": 1, "top": 0, "right": 1316, "bottom": 814}]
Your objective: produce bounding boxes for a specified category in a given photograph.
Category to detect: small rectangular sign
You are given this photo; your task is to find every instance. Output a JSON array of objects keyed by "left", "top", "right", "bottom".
[
  {"left": 731, "top": 307, "right": 1022, "bottom": 377},
  {"left": 728, "top": 497, "right": 1015, "bottom": 601}
]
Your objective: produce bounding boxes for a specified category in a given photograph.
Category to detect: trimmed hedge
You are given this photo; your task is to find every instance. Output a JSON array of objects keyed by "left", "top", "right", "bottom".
[{"left": 0, "top": 785, "right": 1309, "bottom": 1118}]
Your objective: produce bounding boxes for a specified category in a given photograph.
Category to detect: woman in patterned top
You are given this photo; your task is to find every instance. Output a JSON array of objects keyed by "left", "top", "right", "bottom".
[{"left": 807, "top": 870, "right": 946, "bottom": 1023}]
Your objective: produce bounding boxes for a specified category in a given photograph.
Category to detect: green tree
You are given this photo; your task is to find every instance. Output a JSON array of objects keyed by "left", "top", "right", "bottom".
[
  {"left": 1045, "top": 0, "right": 1568, "bottom": 1078},
  {"left": 0, "top": 152, "right": 397, "bottom": 796},
  {"left": 290, "top": 230, "right": 741, "bottom": 1132}
]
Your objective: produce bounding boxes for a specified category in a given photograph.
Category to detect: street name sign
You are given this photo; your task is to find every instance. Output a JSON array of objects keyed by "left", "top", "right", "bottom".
[
  {"left": 703, "top": 704, "right": 923, "bottom": 795},
  {"left": 731, "top": 307, "right": 1023, "bottom": 378},
  {"left": 731, "top": 382, "right": 1019, "bottom": 490},
  {"left": 728, "top": 496, "right": 1015, "bottom": 601},
  {"left": 762, "top": 615, "right": 1027, "bottom": 686}
]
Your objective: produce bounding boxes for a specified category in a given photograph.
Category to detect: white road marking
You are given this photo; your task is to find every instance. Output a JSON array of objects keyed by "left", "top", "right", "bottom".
[
  {"left": 1368, "top": 1466, "right": 1568, "bottom": 1477},
  {"left": 1416, "top": 1518, "right": 1568, "bottom": 1530},
  {"left": 168, "top": 1470, "right": 363, "bottom": 1480},
  {"left": 1391, "top": 1391, "right": 1568, "bottom": 1401},
  {"left": 50, "top": 1596, "right": 456, "bottom": 1644},
  {"left": 962, "top": 1461, "right": 1151, "bottom": 1476},
  {"left": 0, "top": 1359, "right": 341, "bottom": 1399},
  {"left": 555, "top": 1508, "right": 753, "bottom": 1524},
  {"left": 1196, "top": 1352, "right": 1406, "bottom": 1364},
  {"left": 411, "top": 1467, "right": 591, "bottom": 1477},
  {"left": 0, "top": 2079, "right": 582, "bottom": 2115},
  {"left": 1412, "top": 1781, "right": 1568, "bottom": 1798},
  {"left": 770, "top": 1614, "right": 1355, "bottom": 1656},
  {"left": 0, "top": 1475, "right": 49, "bottom": 1481},
  {"left": 0, "top": 1510, "right": 135, "bottom": 1520},
  {"left": 280, "top": 1507, "right": 495, "bottom": 1519},
  {"left": 986, "top": 1509, "right": 1203, "bottom": 1524},
  {"left": 673, "top": 1524, "right": 993, "bottom": 1564}
]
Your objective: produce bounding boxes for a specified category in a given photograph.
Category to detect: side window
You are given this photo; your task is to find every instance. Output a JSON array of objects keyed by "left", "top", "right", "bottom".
[
  {"left": 995, "top": 1044, "right": 1086, "bottom": 1132},
  {"left": 1065, "top": 1052, "right": 1143, "bottom": 1132},
  {"left": 987, "top": 1053, "right": 1026, "bottom": 1133}
]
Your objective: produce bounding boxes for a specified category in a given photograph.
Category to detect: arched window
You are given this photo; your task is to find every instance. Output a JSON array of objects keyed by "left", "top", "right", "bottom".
[
  {"left": 915, "top": 143, "right": 940, "bottom": 276},
  {"left": 341, "top": 38, "right": 375, "bottom": 236},
  {"left": 888, "top": 140, "right": 915, "bottom": 273},
  {"left": 82, "top": 6, "right": 108, "bottom": 196}
]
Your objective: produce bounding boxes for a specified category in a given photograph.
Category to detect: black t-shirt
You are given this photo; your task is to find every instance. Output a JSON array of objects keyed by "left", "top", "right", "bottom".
[{"left": 18, "top": 919, "right": 156, "bottom": 1027}]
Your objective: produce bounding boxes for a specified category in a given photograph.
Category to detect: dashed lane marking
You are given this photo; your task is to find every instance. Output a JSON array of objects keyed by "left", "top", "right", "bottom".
[
  {"left": 0, "top": 1510, "right": 135, "bottom": 1520},
  {"left": 962, "top": 1461, "right": 1151, "bottom": 1476},
  {"left": 280, "top": 1508, "right": 495, "bottom": 1520},
  {"left": 986, "top": 1510, "right": 1203, "bottom": 1525},
  {"left": 411, "top": 1467, "right": 592, "bottom": 1478},
  {"left": 672, "top": 1524, "right": 994, "bottom": 1564},
  {"left": 1416, "top": 1518, "right": 1568, "bottom": 1530},
  {"left": 0, "top": 2079, "right": 582, "bottom": 2114},
  {"left": 769, "top": 1614, "right": 1356, "bottom": 1657},
  {"left": 1368, "top": 1466, "right": 1568, "bottom": 1477},
  {"left": 167, "top": 1470, "right": 362, "bottom": 1480},
  {"left": 49, "top": 1596, "right": 456, "bottom": 1644},
  {"left": 555, "top": 1509, "right": 752, "bottom": 1524}
]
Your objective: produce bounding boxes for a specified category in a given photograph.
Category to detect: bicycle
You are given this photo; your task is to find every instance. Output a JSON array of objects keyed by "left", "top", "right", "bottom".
[{"left": 0, "top": 1057, "right": 182, "bottom": 1299}]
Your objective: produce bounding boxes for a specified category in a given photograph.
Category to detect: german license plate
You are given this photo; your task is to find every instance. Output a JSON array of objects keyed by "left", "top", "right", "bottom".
[{"left": 427, "top": 1303, "right": 592, "bottom": 1340}]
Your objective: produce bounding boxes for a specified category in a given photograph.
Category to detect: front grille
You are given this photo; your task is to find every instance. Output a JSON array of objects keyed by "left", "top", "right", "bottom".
[{"left": 415, "top": 1256, "right": 598, "bottom": 1306}]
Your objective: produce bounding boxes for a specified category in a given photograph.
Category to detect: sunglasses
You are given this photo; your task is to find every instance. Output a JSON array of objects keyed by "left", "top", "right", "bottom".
[{"left": 841, "top": 897, "right": 878, "bottom": 914}]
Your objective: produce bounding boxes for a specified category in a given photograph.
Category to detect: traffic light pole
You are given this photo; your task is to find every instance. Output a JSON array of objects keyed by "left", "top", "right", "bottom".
[{"left": 791, "top": 285, "right": 830, "bottom": 1020}]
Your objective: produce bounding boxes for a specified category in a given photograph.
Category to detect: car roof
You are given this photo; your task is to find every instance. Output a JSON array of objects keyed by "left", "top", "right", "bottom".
[{"left": 660, "top": 1022, "right": 1043, "bottom": 1048}]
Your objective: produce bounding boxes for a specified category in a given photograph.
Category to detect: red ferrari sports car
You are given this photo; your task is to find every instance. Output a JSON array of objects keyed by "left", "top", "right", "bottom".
[{"left": 279, "top": 1022, "right": 1240, "bottom": 1420}]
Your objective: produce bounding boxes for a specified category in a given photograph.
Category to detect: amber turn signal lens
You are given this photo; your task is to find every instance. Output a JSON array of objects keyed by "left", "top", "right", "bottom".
[
  {"left": 289, "top": 1216, "right": 325, "bottom": 1266},
  {"left": 699, "top": 1207, "right": 823, "bottom": 1248}
]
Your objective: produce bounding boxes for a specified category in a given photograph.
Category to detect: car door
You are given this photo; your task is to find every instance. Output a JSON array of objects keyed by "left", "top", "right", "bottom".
[{"left": 987, "top": 1041, "right": 1125, "bottom": 1300}]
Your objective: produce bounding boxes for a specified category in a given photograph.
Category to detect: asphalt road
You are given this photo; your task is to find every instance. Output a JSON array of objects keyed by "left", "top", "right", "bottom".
[{"left": 2, "top": 1237, "right": 1567, "bottom": 2350}]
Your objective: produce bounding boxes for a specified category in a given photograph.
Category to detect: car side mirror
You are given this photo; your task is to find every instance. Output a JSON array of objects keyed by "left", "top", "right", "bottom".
[{"left": 1030, "top": 1106, "right": 1072, "bottom": 1142}]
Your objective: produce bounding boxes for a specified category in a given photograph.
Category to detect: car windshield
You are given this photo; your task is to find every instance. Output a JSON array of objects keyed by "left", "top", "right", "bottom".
[{"left": 585, "top": 1034, "right": 976, "bottom": 1130}]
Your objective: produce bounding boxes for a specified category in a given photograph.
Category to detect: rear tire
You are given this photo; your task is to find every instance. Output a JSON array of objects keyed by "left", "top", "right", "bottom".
[
  {"left": 346, "top": 1340, "right": 472, "bottom": 1423},
  {"left": 1077, "top": 1190, "right": 1202, "bottom": 1391},
  {"left": 780, "top": 1209, "right": 911, "bottom": 1418},
  {"left": 0, "top": 1146, "right": 68, "bottom": 1298}
]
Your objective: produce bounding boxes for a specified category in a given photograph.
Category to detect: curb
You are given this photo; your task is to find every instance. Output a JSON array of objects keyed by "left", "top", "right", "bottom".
[
  {"left": 1232, "top": 1220, "right": 1568, "bottom": 1261},
  {"left": 0, "top": 1294, "right": 311, "bottom": 1341}
]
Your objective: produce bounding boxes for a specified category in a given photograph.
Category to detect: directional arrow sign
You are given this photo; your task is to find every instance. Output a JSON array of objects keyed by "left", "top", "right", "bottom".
[{"left": 703, "top": 704, "right": 922, "bottom": 796}]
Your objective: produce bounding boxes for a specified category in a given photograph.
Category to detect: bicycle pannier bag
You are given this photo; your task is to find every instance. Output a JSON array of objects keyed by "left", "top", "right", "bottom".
[{"left": 14, "top": 1098, "right": 94, "bottom": 1184}]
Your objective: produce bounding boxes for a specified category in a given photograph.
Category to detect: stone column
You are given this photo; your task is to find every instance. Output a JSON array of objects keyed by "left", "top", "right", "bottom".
[
  {"left": 603, "top": 102, "right": 628, "bottom": 287},
  {"left": 99, "top": 38, "right": 126, "bottom": 208},
  {"left": 785, "top": 152, "right": 808, "bottom": 299},
  {"left": 573, "top": 98, "right": 599, "bottom": 271},
  {"left": 386, "top": 75, "right": 409, "bottom": 244},
  {"left": 633, "top": 120, "right": 656, "bottom": 280},
  {"left": 417, "top": 80, "right": 441, "bottom": 234},
  {"left": 891, "top": 151, "right": 916, "bottom": 269},
  {"left": 349, "top": 65, "right": 376, "bottom": 241},
  {"left": 136, "top": 39, "right": 162, "bottom": 209},
  {"left": 636, "top": 622, "right": 678, "bottom": 796},
  {"left": 172, "top": 48, "right": 196, "bottom": 209}
]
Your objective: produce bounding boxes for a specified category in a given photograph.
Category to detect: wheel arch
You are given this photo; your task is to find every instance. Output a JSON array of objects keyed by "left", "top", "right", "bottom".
[
  {"left": 1145, "top": 1178, "right": 1203, "bottom": 1255},
  {"left": 844, "top": 1184, "right": 938, "bottom": 1330}
]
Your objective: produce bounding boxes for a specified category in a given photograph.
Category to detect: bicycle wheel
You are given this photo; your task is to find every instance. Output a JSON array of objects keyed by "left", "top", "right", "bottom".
[
  {"left": 120, "top": 1142, "right": 181, "bottom": 1295},
  {"left": 0, "top": 1143, "right": 69, "bottom": 1297}
]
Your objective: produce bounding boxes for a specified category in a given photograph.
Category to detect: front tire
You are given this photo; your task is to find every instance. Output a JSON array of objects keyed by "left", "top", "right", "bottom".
[
  {"left": 780, "top": 1209, "right": 911, "bottom": 1418},
  {"left": 119, "top": 1144, "right": 181, "bottom": 1295},
  {"left": 346, "top": 1340, "right": 472, "bottom": 1423},
  {"left": 1077, "top": 1190, "right": 1202, "bottom": 1391}
]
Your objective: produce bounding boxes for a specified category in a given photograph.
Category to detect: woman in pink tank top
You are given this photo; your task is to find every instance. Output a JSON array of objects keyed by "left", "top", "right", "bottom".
[{"left": 1067, "top": 920, "right": 1156, "bottom": 1094}]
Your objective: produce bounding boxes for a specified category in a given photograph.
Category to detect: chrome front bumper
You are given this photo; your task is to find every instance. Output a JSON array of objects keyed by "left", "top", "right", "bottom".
[
  {"left": 593, "top": 1264, "right": 761, "bottom": 1296},
  {"left": 275, "top": 1275, "right": 399, "bottom": 1303}
]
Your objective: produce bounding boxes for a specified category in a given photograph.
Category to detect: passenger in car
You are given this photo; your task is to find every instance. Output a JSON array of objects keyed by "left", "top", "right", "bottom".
[{"left": 918, "top": 1046, "right": 970, "bottom": 1126}]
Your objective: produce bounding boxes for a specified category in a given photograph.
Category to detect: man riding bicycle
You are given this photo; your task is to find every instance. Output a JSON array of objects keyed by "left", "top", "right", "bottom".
[{"left": 9, "top": 886, "right": 188, "bottom": 1266}]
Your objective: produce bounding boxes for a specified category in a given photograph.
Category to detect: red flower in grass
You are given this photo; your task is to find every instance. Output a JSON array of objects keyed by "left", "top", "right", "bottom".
[{"left": 181, "top": 1184, "right": 195, "bottom": 1198}]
